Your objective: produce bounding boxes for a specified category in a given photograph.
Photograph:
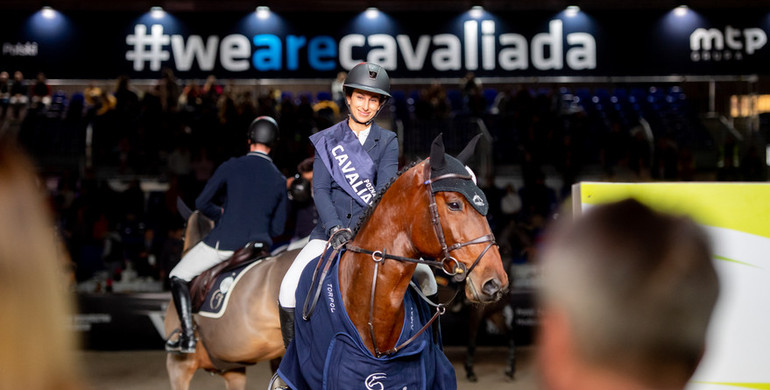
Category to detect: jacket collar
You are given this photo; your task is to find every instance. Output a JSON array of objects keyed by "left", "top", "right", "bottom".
[
  {"left": 362, "top": 122, "right": 381, "bottom": 151},
  {"left": 247, "top": 151, "right": 272, "bottom": 162}
]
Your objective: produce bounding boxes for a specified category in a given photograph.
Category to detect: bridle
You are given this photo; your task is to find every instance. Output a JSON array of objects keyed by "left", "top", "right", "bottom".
[
  {"left": 342, "top": 158, "right": 497, "bottom": 357},
  {"left": 346, "top": 160, "right": 496, "bottom": 281}
]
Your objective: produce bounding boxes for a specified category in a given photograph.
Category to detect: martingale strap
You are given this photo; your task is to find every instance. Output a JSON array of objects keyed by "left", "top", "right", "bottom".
[{"left": 345, "top": 245, "right": 444, "bottom": 269}]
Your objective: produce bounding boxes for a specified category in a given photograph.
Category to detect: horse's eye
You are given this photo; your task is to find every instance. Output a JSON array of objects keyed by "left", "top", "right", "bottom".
[{"left": 447, "top": 201, "right": 463, "bottom": 211}]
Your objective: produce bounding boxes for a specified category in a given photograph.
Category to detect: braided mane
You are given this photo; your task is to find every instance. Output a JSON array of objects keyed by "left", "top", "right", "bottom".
[{"left": 352, "top": 161, "right": 419, "bottom": 235}]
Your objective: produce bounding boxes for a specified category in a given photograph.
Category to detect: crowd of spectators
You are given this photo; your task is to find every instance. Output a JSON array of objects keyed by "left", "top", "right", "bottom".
[{"left": 0, "top": 67, "right": 765, "bottom": 291}]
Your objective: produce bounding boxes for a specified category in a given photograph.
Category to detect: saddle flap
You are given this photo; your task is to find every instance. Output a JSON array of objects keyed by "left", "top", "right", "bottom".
[{"left": 189, "top": 242, "right": 269, "bottom": 311}]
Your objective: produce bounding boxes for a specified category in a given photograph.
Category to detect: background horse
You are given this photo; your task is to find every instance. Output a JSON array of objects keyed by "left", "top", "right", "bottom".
[
  {"left": 279, "top": 134, "right": 509, "bottom": 388},
  {"left": 461, "top": 287, "right": 516, "bottom": 382},
  {"left": 163, "top": 207, "right": 297, "bottom": 390}
]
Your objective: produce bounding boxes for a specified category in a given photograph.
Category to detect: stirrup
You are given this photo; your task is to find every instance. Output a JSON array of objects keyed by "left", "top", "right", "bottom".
[
  {"left": 165, "top": 329, "right": 182, "bottom": 352},
  {"left": 165, "top": 331, "right": 196, "bottom": 354},
  {"left": 268, "top": 373, "right": 291, "bottom": 390}
]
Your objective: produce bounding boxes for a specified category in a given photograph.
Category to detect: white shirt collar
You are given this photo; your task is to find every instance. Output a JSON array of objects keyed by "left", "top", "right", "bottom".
[
  {"left": 247, "top": 151, "right": 272, "bottom": 161},
  {"left": 357, "top": 126, "right": 371, "bottom": 145}
]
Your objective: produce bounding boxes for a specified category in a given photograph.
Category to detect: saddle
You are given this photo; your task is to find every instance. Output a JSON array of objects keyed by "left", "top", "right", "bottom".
[{"left": 189, "top": 242, "right": 270, "bottom": 312}]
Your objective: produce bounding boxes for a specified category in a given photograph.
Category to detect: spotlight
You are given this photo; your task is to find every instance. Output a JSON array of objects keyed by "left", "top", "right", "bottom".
[
  {"left": 469, "top": 6, "right": 484, "bottom": 19},
  {"left": 365, "top": 7, "right": 380, "bottom": 19},
  {"left": 565, "top": 5, "right": 580, "bottom": 17},
  {"left": 150, "top": 6, "right": 165, "bottom": 19},
  {"left": 256, "top": 6, "right": 271, "bottom": 19},
  {"left": 41, "top": 6, "right": 56, "bottom": 19},
  {"left": 674, "top": 5, "right": 689, "bottom": 17}
]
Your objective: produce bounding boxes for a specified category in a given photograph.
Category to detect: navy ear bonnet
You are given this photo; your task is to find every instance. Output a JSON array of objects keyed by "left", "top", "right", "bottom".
[{"left": 430, "top": 154, "right": 489, "bottom": 216}]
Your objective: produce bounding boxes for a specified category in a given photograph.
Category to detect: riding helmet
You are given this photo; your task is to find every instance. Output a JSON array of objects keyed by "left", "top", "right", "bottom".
[
  {"left": 247, "top": 116, "right": 279, "bottom": 147},
  {"left": 343, "top": 62, "right": 391, "bottom": 101}
]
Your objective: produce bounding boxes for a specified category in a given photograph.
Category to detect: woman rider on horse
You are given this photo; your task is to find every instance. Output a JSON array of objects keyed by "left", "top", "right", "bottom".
[{"left": 277, "top": 62, "right": 438, "bottom": 350}]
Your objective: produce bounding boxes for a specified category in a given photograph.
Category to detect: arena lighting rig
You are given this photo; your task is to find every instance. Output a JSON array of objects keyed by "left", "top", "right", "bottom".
[
  {"left": 150, "top": 6, "right": 165, "bottom": 19},
  {"left": 256, "top": 6, "right": 271, "bottom": 20}
]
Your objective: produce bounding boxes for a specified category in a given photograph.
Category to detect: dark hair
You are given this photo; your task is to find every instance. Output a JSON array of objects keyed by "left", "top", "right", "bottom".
[{"left": 297, "top": 157, "right": 313, "bottom": 174}]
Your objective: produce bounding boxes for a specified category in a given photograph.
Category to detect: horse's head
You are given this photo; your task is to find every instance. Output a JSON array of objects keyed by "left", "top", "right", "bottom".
[{"left": 412, "top": 134, "right": 509, "bottom": 304}]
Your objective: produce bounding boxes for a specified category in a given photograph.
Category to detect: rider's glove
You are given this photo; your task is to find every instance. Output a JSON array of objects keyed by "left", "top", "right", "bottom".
[{"left": 329, "top": 226, "right": 353, "bottom": 250}]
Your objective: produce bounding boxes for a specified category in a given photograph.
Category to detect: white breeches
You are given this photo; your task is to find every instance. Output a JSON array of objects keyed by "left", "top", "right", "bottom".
[{"left": 169, "top": 241, "right": 234, "bottom": 282}]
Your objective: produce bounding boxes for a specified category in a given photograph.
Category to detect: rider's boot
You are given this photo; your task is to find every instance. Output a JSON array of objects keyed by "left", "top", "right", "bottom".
[
  {"left": 271, "top": 305, "right": 295, "bottom": 390},
  {"left": 166, "top": 277, "right": 197, "bottom": 353},
  {"left": 279, "top": 304, "right": 295, "bottom": 349}
]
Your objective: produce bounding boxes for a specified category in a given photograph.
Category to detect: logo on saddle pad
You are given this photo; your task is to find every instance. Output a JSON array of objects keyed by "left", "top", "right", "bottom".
[
  {"left": 198, "top": 262, "right": 261, "bottom": 318},
  {"left": 208, "top": 276, "right": 235, "bottom": 311}
]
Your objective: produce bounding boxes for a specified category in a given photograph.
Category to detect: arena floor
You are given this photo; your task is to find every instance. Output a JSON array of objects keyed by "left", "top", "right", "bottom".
[{"left": 79, "top": 345, "right": 539, "bottom": 389}]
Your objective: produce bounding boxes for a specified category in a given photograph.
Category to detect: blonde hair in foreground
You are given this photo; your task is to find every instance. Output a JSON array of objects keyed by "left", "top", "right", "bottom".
[
  {"left": 0, "top": 141, "right": 83, "bottom": 390},
  {"left": 538, "top": 198, "right": 719, "bottom": 389}
]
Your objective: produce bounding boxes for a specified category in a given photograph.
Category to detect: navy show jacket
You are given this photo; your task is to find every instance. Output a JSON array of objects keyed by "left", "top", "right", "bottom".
[
  {"left": 310, "top": 120, "right": 399, "bottom": 240},
  {"left": 196, "top": 151, "right": 288, "bottom": 250}
]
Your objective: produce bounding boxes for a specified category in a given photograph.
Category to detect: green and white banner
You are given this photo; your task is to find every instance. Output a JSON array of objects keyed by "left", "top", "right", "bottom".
[{"left": 575, "top": 182, "right": 770, "bottom": 390}]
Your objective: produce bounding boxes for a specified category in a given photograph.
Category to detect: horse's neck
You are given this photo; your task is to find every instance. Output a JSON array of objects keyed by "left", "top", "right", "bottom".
[
  {"left": 338, "top": 167, "right": 424, "bottom": 355},
  {"left": 339, "top": 250, "right": 416, "bottom": 355}
]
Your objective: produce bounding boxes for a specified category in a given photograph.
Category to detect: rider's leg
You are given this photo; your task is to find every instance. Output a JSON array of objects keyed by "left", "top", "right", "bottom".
[
  {"left": 278, "top": 239, "right": 327, "bottom": 345},
  {"left": 274, "top": 239, "right": 326, "bottom": 390},
  {"left": 166, "top": 242, "right": 232, "bottom": 353},
  {"left": 278, "top": 305, "right": 295, "bottom": 349},
  {"left": 168, "top": 276, "right": 197, "bottom": 353}
]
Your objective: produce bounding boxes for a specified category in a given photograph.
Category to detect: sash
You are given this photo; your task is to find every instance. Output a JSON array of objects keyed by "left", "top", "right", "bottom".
[{"left": 310, "top": 122, "right": 377, "bottom": 207}]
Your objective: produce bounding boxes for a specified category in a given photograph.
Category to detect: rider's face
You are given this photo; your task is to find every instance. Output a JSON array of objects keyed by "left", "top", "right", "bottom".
[{"left": 346, "top": 90, "right": 382, "bottom": 124}]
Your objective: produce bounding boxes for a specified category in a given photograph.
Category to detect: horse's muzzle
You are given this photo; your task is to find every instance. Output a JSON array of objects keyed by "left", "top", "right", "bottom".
[{"left": 481, "top": 278, "right": 505, "bottom": 302}]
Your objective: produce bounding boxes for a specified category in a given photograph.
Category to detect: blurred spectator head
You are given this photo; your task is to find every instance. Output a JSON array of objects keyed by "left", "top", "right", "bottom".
[
  {"left": 537, "top": 198, "right": 719, "bottom": 390},
  {"left": 0, "top": 140, "right": 84, "bottom": 390}
]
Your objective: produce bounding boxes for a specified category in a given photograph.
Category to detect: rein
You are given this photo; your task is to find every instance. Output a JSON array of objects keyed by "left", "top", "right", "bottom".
[{"left": 343, "top": 159, "right": 497, "bottom": 357}]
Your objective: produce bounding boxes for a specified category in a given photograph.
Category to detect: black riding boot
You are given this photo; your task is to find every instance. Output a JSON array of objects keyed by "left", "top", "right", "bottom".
[
  {"left": 279, "top": 305, "right": 295, "bottom": 349},
  {"left": 272, "top": 305, "right": 295, "bottom": 390},
  {"left": 166, "top": 277, "right": 196, "bottom": 353}
]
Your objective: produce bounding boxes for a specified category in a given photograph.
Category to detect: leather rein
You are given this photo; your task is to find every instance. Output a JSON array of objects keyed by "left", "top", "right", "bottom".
[{"left": 344, "top": 159, "right": 497, "bottom": 357}]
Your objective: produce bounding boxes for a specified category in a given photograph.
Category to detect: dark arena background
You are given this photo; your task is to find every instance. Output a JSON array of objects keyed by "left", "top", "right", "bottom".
[{"left": 1, "top": 0, "right": 769, "bottom": 388}]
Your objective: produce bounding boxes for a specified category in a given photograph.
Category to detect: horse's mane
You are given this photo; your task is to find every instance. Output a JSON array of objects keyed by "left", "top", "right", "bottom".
[{"left": 353, "top": 161, "right": 419, "bottom": 235}]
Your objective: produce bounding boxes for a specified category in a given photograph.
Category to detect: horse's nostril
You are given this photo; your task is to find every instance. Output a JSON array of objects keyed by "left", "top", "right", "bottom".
[{"left": 482, "top": 279, "right": 501, "bottom": 297}]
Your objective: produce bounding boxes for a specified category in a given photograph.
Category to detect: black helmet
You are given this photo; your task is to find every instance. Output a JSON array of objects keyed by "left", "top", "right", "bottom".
[
  {"left": 247, "top": 116, "right": 279, "bottom": 147},
  {"left": 288, "top": 174, "right": 312, "bottom": 204},
  {"left": 343, "top": 62, "right": 391, "bottom": 100}
]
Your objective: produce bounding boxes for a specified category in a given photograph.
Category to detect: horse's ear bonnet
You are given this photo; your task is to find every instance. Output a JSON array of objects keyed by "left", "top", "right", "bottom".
[{"left": 429, "top": 133, "right": 489, "bottom": 215}]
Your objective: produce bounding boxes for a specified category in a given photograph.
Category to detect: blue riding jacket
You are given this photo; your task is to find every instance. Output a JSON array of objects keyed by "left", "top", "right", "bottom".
[
  {"left": 196, "top": 151, "right": 288, "bottom": 250},
  {"left": 309, "top": 120, "right": 399, "bottom": 240}
]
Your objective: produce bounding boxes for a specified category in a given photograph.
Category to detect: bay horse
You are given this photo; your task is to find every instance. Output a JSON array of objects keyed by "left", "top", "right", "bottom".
[
  {"left": 277, "top": 134, "right": 509, "bottom": 389},
  {"left": 163, "top": 204, "right": 296, "bottom": 390}
]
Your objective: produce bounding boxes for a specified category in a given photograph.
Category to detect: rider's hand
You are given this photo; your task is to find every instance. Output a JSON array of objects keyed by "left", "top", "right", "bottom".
[{"left": 329, "top": 226, "right": 353, "bottom": 250}]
